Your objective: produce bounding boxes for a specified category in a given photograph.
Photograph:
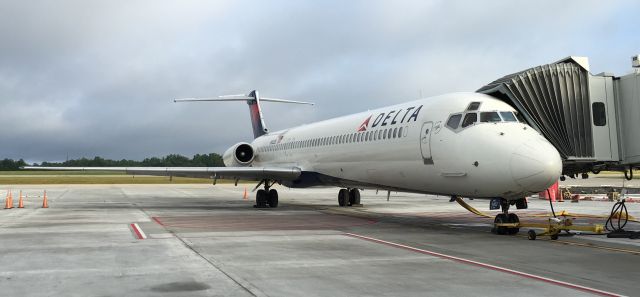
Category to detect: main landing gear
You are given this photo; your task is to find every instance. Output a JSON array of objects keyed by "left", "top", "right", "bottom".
[
  {"left": 337, "top": 188, "right": 361, "bottom": 207},
  {"left": 492, "top": 198, "right": 526, "bottom": 235},
  {"left": 255, "top": 179, "right": 279, "bottom": 208}
]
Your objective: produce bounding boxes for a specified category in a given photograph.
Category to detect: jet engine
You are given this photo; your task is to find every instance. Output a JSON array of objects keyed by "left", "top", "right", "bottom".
[{"left": 222, "top": 142, "right": 255, "bottom": 167}]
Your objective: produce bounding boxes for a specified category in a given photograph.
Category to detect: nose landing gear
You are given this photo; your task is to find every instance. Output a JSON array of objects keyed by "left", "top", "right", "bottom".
[{"left": 492, "top": 198, "right": 520, "bottom": 235}]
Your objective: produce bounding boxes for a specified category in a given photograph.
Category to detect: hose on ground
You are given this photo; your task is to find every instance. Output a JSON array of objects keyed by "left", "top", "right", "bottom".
[{"left": 605, "top": 199, "right": 628, "bottom": 232}]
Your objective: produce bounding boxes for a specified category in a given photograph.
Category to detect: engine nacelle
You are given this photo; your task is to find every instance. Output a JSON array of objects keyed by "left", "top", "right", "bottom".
[{"left": 223, "top": 142, "right": 255, "bottom": 167}]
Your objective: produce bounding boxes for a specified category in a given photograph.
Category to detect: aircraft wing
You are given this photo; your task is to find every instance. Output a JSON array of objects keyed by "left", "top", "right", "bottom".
[{"left": 21, "top": 166, "right": 301, "bottom": 181}]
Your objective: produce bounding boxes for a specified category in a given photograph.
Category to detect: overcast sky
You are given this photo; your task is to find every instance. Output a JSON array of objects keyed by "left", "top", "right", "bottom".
[{"left": 1, "top": 0, "right": 639, "bottom": 163}]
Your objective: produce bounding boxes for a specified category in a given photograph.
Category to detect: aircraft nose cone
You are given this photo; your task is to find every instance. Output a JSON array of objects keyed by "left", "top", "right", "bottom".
[{"left": 510, "top": 138, "right": 562, "bottom": 192}]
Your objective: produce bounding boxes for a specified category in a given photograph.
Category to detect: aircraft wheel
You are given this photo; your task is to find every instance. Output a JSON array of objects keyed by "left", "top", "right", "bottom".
[
  {"left": 338, "top": 189, "right": 349, "bottom": 207},
  {"left": 256, "top": 189, "right": 268, "bottom": 208},
  {"left": 507, "top": 213, "right": 520, "bottom": 235},
  {"left": 349, "top": 189, "right": 360, "bottom": 205},
  {"left": 527, "top": 230, "right": 537, "bottom": 240},
  {"left": 267, "top": 189, "right": 279, "bottom": 208},
  {"left": 494, "top": 214, "right": 508, "bottom": 235}
]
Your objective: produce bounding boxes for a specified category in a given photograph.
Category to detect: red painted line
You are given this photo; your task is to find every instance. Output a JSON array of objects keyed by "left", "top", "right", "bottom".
[
  {"left": 344, "top": 233, "right": 622, "bottom": 297},
  {"left": 130, "top": 223, "right": 146, "bottom": 240}
]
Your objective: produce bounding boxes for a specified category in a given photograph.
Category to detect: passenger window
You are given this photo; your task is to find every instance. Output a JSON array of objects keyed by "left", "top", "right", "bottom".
[
  {"left": 466, "top": 102, "right": 481, "bottom": 111},
  {"left": 462, "top": 113, "right": 477, "bottom": 128},
  {"left": 387, "top": 129, "right": 392, "bottom": 139},
  {"left": 378, "top": 130, "right": 383, "bottom": 140},
  {"left": 480, "top": 112, "right": 501, "bottom": 123},
  {"left": 592, "top": 102, "right": 606, "bottom": 126},
  {"left": 383, "top": 129, "right": 387, "bottom": 139},
  {"left": 500, "top": 112, "right": 517, "bottom": 122},
  {"left": 446, "top": 114, "right": 462, "bottom": 129},
  {"left": 393, "top": 128, "right": 397, "bottom": 138},
  {"left": 398, "top": 127, "right": 403, "bottom": 137}
]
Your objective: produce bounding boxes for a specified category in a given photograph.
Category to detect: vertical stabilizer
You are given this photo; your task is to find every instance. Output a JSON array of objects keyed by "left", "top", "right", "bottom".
[{"left": 246, "top": 90, "right": 269, "bottom": 138}]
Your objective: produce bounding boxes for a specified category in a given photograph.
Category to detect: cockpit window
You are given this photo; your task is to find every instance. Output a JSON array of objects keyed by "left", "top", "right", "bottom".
[
  {"left": 480, "top": 112, "right": 501, "bottom": 123},
  {"left": 466, "top": 102, "right": 481, "bottom": 111},
  {"left": 500, "top": 111, "right": 517, "bottom": 122},
  {"left": 461, "top": 113, "right": 477, "bottom": 128},
  {"left": 446, "top": 113, "right": 462, "bottom": 129}
]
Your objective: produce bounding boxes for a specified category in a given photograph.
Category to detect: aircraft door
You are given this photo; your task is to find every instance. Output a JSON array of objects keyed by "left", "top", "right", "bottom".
[{"left": 420, "top": 122, "right": 434, "bottom": 164}]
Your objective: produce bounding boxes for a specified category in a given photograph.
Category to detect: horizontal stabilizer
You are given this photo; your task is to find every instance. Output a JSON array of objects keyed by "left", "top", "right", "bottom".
[
  {"left": 174, "top": 89, "right": 313, "bottom": 138},
  {"left": 174, "top": 96, "right": 314, "bottom": 105}
]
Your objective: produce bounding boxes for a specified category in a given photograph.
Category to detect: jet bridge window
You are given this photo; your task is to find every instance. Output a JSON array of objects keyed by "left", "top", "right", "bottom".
[
  {"left": 461, "top": 113, "right": 477, "bottom": 128},
  {"left": 592, "top": 102, "right": 606, "bottom": 126},
  {"left": 446, "top": 113, "right": 462, "bottom": 129},
  {"left": 480, "top": 112, "right": 501, "bottom": 123}
]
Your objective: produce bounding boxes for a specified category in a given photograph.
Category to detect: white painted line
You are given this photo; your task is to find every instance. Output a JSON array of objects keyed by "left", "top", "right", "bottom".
[
  {"left": 345, "top": 233, "right": 623, "bottom": 297},
  {"left": 130, "top": 223, "right": 147, "bottom": 240}
]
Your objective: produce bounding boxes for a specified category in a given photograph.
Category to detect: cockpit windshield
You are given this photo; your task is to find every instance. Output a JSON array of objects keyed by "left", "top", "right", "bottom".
[
  {"left": 500, "top": 111, "right": 518, "bottom": 122},
  {"left": 461, "top": 113, "right": 477, "bottom": 128},
  {"left": 446, "top": 110, "right": 521, "bottom": 131},
  {"left": 480, "top": 112, "right": 501, "bottom": 123}
]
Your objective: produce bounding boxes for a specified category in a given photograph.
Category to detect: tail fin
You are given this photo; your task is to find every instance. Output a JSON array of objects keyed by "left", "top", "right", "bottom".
[{"left": 174, "top": 90, "right": 314, "bottom": 138}]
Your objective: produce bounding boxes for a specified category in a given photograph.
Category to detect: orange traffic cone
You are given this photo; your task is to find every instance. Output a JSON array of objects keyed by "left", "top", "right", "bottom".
[
  {"left": 3, "top": 191, "right": 9, "bottom": 209},
  {"left": 42, "top": 190, "right": 49, "bottom": 208},
  {"left": 18, "top": 191, "right": 24, "bottom": 208},
  {"left": 7, "top": 190, "right": 13, "bottom": 209},
  {"left": 243, "top": 187, "right": 248, "bottom": 200}
]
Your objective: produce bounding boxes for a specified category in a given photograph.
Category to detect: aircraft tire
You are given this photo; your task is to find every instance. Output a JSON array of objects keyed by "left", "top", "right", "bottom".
[
  {"left": 267, "top": 189, "right": 279, "bottom": 208},
  {"left": 494, "top": 214, "right": 508, "bottom": 235},
  {"left": 256, "top": 189, "right": 268, "bottom": 208},
  {"left": 349, "top": 189, "right": 360, "bottom": 205},
  {"left": 338, "top": 189, "right": 349, "bottom": 207}
]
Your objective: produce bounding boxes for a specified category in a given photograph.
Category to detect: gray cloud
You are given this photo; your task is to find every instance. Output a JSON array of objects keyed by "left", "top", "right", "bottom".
[{"left": 0, "top": 0, "right": 638, "bottom": 162}]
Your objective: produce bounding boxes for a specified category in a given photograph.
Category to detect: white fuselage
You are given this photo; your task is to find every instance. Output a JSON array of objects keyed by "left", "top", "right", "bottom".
[{"left": 246, "top": 92, "right": 561, "bottom": 200}]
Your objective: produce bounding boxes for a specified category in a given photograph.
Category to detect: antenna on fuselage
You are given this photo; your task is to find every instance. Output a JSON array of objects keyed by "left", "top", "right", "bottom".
[{"left": 174, "top": 90, "right": 314, "bottom": 138}]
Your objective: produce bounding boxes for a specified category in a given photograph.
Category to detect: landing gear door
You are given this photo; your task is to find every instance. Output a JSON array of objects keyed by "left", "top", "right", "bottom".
[{"left": 420, "top": 122, "right": 433, "bottom": 165}]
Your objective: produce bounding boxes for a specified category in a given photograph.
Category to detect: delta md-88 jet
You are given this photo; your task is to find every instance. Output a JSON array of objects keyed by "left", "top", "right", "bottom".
[{"left": 27, "top": 90, "right": 562, "bottom": 235}]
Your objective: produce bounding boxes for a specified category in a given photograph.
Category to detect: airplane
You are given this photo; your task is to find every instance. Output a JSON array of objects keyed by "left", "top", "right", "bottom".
[{"left": 25, "top": 90, "right": 562, "bottom": 235}]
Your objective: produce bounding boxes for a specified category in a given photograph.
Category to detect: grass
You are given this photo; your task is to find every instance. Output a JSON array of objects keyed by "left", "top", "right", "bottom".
[{"left": 0, "top": 170, "right": 230, "bottom": 184}]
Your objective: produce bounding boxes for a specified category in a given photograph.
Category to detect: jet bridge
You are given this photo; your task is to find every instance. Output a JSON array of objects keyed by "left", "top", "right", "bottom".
[{"left": 478, "top": 56, "right": 640, "bottom": 178}]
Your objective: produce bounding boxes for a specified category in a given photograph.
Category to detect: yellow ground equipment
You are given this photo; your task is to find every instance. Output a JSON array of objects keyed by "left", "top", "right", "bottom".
[{"left": 455, "top": 197, "right": 607, "bottom": 240}]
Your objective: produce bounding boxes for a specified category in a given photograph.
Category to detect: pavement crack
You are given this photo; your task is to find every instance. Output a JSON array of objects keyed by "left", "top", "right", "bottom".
[{"left": 170, "top": 232, "right": 266, "bottom": 297}]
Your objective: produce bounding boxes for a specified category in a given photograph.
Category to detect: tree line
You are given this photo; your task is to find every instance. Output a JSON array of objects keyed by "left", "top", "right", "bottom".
[{"left": 0, "top": 153, "right": 224, "bottom": 170}]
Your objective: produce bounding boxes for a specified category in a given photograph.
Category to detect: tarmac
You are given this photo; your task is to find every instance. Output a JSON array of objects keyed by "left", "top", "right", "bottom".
[{"left": 1, "top": 178, "right": 639, "bottom": 296}]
